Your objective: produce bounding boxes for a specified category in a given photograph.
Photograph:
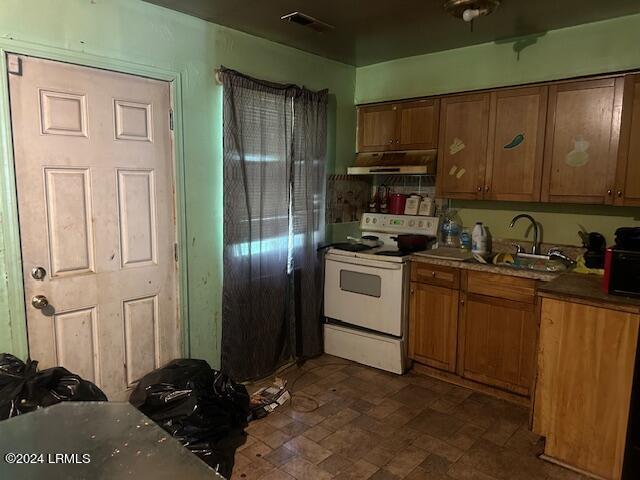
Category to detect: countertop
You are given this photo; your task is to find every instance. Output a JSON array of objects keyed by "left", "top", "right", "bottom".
[
  {"left": 538, "top": 273, "right": 640, "bottom": 313},
  {"left": 410, "top": 252, "right": 561, "bottom": 282},
  {"left": 411, "top": 253, "right": 640, "bottom": 313}
]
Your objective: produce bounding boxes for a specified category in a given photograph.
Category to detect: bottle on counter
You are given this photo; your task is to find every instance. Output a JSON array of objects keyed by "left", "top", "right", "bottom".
[
  {"left": 472, "top": 222, "right": 489, "bottom": 256},
  {"left": 440, "top": 209, "right": 461, "bottom": 248},
  {"left": 460, "top": 228, "right": 472, "bottom": 250}
]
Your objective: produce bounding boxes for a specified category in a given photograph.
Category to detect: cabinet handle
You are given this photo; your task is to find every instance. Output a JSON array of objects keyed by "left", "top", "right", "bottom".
[
  {"left": 395, "top": 139, "right": 399, "bottom": 144},
  {"left": 617, "top": 190, "right": 623, "bottom": 198},
  {"left": 461, "top": 299, "right": 465, "bottom": 305},
  {"left": 388, "top": 139, "right": 393, "bottom": 144},
  {"left": 477, "top": 186, "right": 482, "bottom": 192},
  {"left": 410, "top": 288, "right": 415, "bottom": 295},
  {"left": 607, "top": 189, "right": 613, "bottom": 196},
  {"left": 431, "top": 271, "right": 436, "bottom": 277},
  {"left": 484, "top": 186, "right": 490, "bottom": 192}
]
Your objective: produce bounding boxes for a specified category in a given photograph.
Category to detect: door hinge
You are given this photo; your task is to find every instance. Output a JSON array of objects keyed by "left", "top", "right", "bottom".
[
  {"left": 169, "top": 109, "right": 174, "bottom": 131},
  {"left": 174, "top": 243, "right": 178, "bottom": 262},
  {"left": 7, "top": 55, "right": 22, "bottom": 76}
]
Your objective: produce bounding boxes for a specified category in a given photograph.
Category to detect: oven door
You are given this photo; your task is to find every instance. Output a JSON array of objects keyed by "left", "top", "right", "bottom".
[{"left": 324, "top": 253, "right": 407, "bottom": 336}]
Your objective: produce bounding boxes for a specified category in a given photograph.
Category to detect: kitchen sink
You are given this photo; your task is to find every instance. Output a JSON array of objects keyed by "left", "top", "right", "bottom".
[{"left": 467, "top": 252, "right": 572, "bottom": 273}]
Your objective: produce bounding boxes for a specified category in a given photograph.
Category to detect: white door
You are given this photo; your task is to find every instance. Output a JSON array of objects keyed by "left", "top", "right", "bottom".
[{"left": 8, "top": 55, "right": 180, "bottom": 400}]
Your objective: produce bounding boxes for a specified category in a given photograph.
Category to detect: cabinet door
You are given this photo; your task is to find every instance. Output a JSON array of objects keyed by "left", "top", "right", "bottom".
[
  {"left": 436, "top": 93, "right": 490, "bottom": 199},
  {"left": 396, "top": 99, "right": 439, "bottom": 150},
  {"left": 485, "top": 86, "right": 547, "bottom": 201},
  {"left": 357, "top": 104, "right": 397, "bottom": 152},
  {"left": 458, "top": 293, "right": 537, "bottom": 396},
  {"left": 409, "top": 282, "right": 458, "bottom": 373},
  {"left": 533, "top": 299, "right": 639, "bottom": 480},
  {"left": 615, "top": 74, "right": 640, "bottom": 206},
  {"left": 542, "top": 78, "right": 624, "bottom": 204}
]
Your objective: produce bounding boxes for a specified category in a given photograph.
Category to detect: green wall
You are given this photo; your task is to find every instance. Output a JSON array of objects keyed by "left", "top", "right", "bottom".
[
  {"left": 356, "top": 14, "right": 640, "bottom": 246},
  {"left": 0, "top": 0, "right": 356, "bottom": 365}
]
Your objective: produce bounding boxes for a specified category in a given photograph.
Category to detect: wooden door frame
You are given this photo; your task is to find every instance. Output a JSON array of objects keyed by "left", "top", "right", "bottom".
[{"left": 0, "top": 40, "right": 190, "bottom": 360}]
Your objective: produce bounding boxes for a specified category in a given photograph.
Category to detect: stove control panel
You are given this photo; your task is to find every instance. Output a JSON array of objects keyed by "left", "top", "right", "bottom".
[{"left": 360, "top": 213, "right": 439, "bottom": 236}]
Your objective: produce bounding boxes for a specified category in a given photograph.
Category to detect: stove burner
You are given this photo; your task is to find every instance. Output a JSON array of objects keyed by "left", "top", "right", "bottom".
[
  {"left": 374, "top": 250, "right": 406, "bottom": 257},
  {"left": 330, "top": 242, "right": 372, "bottom": 252}
]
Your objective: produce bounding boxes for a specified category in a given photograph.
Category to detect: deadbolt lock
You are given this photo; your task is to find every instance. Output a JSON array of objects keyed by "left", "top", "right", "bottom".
[{"left": 31, "top": 266, "right": 46, "bottom": 280}]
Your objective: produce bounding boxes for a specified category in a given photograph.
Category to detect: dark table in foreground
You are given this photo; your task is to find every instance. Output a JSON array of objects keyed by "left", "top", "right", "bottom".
[{"left": 0, "top": 402, "right": 225, "bottom": 480}]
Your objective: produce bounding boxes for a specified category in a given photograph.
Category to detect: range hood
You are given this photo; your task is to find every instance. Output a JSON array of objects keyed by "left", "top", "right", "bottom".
[{"left": 347, "top": 150, "right": 437, "bottom": 175}]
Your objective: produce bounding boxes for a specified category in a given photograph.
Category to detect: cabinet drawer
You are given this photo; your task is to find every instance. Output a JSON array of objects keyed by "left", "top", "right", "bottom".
[
  {"left": 466, "top": 271, "right": 536, "bottom": 303},
  {"left": 411, "top": 262, "right": 460, "bottom": 289}
]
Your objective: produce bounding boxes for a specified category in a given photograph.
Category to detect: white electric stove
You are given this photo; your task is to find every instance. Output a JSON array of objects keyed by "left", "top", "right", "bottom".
[{"left": 323, "top": 213, "right": 439, "bottom": 374}]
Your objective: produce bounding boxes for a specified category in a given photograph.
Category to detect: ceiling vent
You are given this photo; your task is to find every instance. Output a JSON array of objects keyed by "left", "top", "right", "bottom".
[{"left": 280, "top": 12, "right": 335, "bottom": 33}]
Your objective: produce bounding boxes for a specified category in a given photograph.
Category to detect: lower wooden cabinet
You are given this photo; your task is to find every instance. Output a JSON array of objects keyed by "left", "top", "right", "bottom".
[
  {"left": 458, "top": 293, "right": 538, "bottom": 397},
  {"left": 408, "top": 263, "right": 539, "bottom": 399},
  {"left": 533, "top": 298, "right": 639, "bottom": 480},
  {"left": 408, "top": 282, "right": 458, "bottom": 372}
]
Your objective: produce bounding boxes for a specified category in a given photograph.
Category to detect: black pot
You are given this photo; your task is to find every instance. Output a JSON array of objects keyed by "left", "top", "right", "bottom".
[{"left": 391, "top": 234, "right": 436, "bottom": 253}]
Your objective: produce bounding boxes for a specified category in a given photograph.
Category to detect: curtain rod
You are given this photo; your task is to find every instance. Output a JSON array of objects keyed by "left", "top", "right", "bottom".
[{"left": 214, "top": 68, "right": 223, "bottom": 85}]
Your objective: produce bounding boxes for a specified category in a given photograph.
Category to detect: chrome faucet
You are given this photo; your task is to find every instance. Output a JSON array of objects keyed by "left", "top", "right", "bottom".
[{"left": 509, "top": 214, "right": 540, "bottom": 255}]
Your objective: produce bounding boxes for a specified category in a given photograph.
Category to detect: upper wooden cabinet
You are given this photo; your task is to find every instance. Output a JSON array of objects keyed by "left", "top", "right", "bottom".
[
  {"left": 356, "top": 99, "right": 439, "bottom": 152},
  {"left": 542, "top": 78, "right": 624, "bottom": 204},
  {"left": 436, "top": 93, "right": 490, "bottom": 199},
  {"left": 396, "top": 100, "right": 439, "bottom": 150},
  {"left": 615, "top": 73, "right": 640, "bottom": 206},
  {"left": 356, "top": 73, "right": 640, "bottom": 206},
  {"left": 357, "top": 104, "right": 397, "bottom": 152},
  {"left": 485, "top": 86, "right": 548, "bottom": 202}
]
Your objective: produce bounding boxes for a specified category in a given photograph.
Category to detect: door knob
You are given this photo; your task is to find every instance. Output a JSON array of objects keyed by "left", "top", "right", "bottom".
[
  {"left": 31, "top": 295, "right": 48, "bottom": 309},
  {"left": 31, "top": 266, "right": 46, "bottom": 280}
]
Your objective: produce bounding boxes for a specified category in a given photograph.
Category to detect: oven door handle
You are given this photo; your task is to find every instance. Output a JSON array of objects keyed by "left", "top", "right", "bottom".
[{"left": 325, "top": 256, "right": 403, "bottom": 270}]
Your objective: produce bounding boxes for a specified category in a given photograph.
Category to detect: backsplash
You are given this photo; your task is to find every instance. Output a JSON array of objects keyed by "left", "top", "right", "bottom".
[
  {"left": 326, "top": 174, "right": 370, "bottom": 224},
  {"left": 372, "top": 174, "right": 436, "bottom": 198}
]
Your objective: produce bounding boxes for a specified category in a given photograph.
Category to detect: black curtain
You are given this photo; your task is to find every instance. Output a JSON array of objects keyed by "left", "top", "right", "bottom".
[{"left": 221, "top": 68, "right": 328, "bottom": 381}]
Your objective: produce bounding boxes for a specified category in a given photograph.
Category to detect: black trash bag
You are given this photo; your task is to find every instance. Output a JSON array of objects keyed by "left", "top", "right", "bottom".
[
  {"left": 0, "top": 353, "right": 107, "bottom": 420},
  {"left": 129, "top": 359, "right": 250, "bottom": 478}
]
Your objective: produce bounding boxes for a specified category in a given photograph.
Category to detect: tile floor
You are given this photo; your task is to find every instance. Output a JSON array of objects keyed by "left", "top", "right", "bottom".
[{"left": 233, "top": 355, "right": 586, "bottom": 480}]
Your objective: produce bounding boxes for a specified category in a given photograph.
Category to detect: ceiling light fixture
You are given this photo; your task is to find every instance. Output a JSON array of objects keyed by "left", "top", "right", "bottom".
[{"left": 444, "top": 0, "right": 500, "bottom": 23}]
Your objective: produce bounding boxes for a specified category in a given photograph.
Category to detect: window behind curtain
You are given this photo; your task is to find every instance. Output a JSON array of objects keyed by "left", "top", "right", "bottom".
[{"left": 227, "top": 89, "right": 293, "bottom": 260}]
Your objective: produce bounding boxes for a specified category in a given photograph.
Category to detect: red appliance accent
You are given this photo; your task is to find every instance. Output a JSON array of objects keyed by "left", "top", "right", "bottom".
[
  {"left": 388, "top": 193, "right": 407, "bottom": 215},
  {"left": 602, "top": 247, "right": 613, "bottom": 294}
]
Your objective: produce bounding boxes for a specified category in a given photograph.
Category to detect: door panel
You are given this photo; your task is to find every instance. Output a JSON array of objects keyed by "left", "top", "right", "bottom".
[
  {"left": 409, "top": 282, "right": 458, "bottom": 372},
  {"left": 485, "top": 86, "right": 547, "bottom": 201},
  {"left": 117, "top": 169, "right": 158, "bottom": 268},
  {"left": 123, "top": 295, "right": 159, "bottom": 386},
  {"left": 459, "top": 293, "right": 537, "bottom": 396},
  {"left": 357, "top": 104, "right": 397, "bottom": 152},
  {"left": 436, "top": 93, "right": 490, "bottom": 199},
  {"left": 615, "top": 74, "right": 640, "bottom": 206},
  {"left": 542, "top": 78, "right": 623, "bottom": 204},
  {"left": 44, "top": 167, "right": 95, "bottom": 276},
  {"left": 397, "top": 99, "right": 439, "bottom": 150},
  {"left": 39, "top": 89, "right": 88, "bottom": 137},
  {"left": 53, "top": 306, "right": 99, "bottom": 383},
  {"left": 9, "top": 55, "right": 179, "bottom": 400}
]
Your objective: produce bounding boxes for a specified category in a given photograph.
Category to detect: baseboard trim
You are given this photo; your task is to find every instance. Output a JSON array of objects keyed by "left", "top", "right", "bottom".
[{"left": 411, "top": 363, "right": 531, "bottom": 407}]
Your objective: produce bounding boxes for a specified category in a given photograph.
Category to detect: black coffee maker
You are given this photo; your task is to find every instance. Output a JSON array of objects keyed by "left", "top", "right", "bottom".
[{"left": 579, "top": 231, "right": 606, "bottom": 269}]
